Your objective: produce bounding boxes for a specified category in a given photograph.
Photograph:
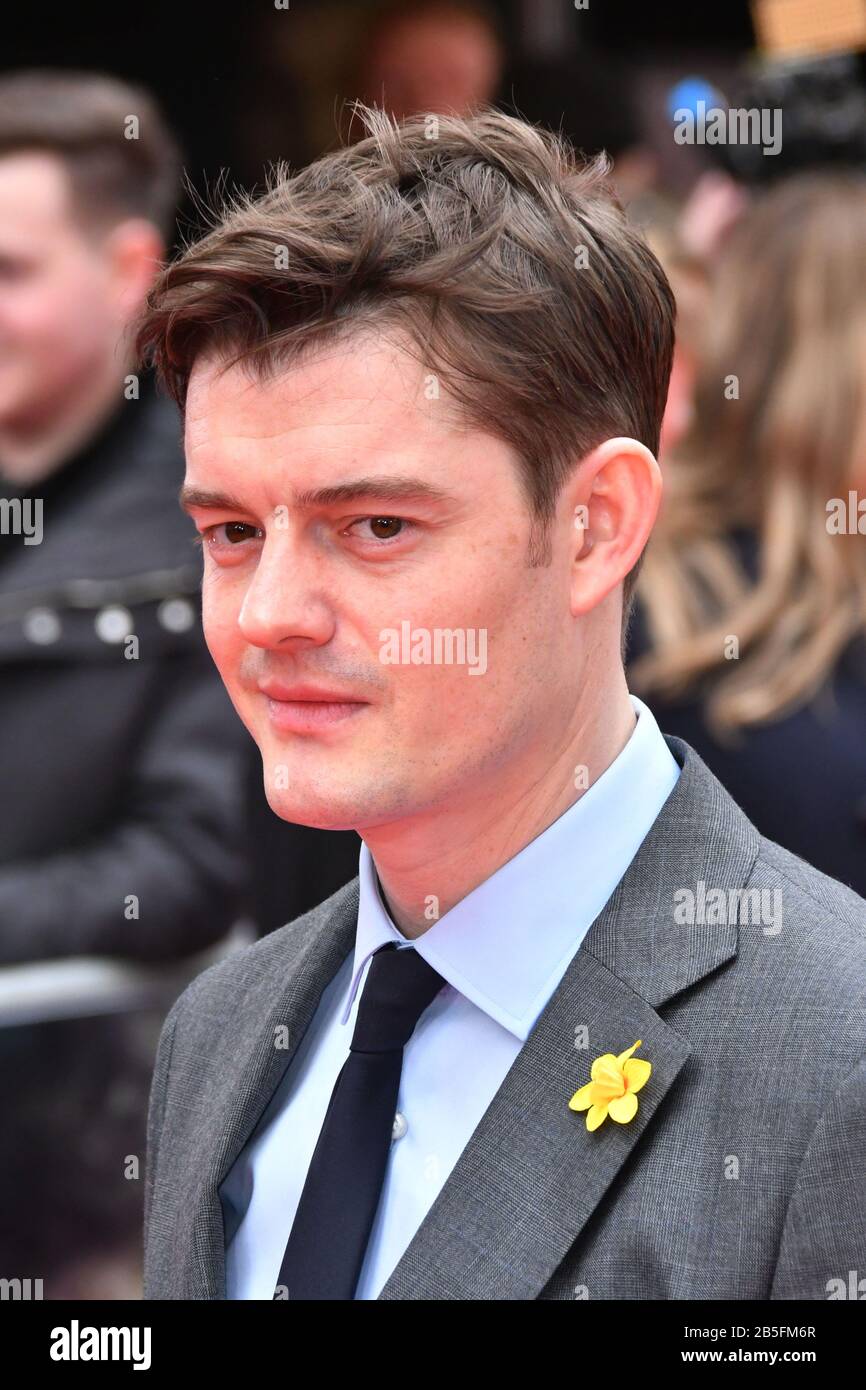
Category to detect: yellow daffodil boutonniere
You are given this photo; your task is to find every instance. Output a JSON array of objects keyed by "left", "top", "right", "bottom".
[{"left": 569, "top": 1040, "right": 652, "bottom": 1130}]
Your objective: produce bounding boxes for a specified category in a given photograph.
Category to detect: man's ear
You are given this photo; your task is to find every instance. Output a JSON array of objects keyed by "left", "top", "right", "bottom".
[
  {"left": 567, "top": 436, "right": 662, "bottom": 618},
  {"left": 103, "top": 218, "right": 166, "bottom": 321}
]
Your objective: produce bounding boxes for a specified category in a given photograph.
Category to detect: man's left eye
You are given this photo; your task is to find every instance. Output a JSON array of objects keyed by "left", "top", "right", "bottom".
[{"left": 350, "top": 517, "right": 410, "bottom": 541}]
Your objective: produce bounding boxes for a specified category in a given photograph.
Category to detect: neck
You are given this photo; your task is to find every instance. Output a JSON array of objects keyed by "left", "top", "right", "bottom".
[
  {"left": 365, "top": 665, "right": 637, "bottom": 939},
  {"left": 0, "top": 348, "right": 133, "bottom": 485}
]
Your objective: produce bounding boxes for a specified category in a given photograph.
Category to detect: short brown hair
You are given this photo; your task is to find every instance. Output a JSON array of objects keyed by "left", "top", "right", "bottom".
[
  {"left": 135, "top": 102, "right": 674, "bottom": 620},
  {"left": 0, "top": 69, "right": 182, "bottom": 241}
]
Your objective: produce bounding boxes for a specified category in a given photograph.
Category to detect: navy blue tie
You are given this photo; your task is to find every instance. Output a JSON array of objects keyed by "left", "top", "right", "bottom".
[{"left": 275, "top": 942, "right": 446, "bottom": 1299}]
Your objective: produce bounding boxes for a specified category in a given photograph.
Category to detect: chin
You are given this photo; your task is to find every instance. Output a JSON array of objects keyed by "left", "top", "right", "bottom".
[
  {"left": 260, "top": 770, "right": 357, "bottom": 829},
  {"left": 264, "top": 793, "right": 360, "bottom": 832}
]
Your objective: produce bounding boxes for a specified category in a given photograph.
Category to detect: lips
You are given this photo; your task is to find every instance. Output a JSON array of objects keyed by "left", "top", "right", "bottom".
[
  {"left": 257, "top": 682, "right": 370, "bottom": 735},
  {"left": 257, "top": 681, "right": 368, "bottom": 704}
]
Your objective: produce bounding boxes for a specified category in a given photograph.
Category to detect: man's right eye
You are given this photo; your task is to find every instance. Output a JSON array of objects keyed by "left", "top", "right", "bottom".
[
  {"left": 223, "top": 522, "right": 261, "bottom": 545},
  {"left": 204, "top": 522, "right": 263, "bottom": 546}
]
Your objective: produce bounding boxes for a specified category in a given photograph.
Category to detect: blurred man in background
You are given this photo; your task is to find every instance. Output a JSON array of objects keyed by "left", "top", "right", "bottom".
[
  {"left": 0, "top": 67, "right": 253, "bottom": 960},
  {"left": 353, "top": 0, "right": 504, "bottom": 123},
  {"left": 0, "top": 69, "right": 251, "bottom": 1295}
]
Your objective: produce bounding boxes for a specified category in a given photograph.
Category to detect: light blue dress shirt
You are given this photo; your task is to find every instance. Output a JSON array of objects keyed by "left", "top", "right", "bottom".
[{"left": 220, "top": 694, "right": 680, "bottom": 1298}]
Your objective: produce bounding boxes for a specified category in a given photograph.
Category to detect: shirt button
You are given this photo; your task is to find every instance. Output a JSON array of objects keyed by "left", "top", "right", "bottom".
[
  {"left": 94, "top": 604, "right": 133, "bottom": 643},
  {"left": 392, "top": 1111, "right": 408, "bottom": 1141},
  {"left": 22, "top": 607, "right": 61, "bottom": 644}
]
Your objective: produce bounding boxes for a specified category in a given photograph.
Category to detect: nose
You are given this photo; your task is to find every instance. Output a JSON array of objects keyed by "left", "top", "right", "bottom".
[{"left": 236, "top": 536, "right": 335, "bottom": 650}]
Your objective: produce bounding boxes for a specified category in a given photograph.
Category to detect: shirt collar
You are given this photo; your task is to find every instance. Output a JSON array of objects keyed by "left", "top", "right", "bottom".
[{"left": 344, "top": 695, "right": 680, "bottom": 1041}]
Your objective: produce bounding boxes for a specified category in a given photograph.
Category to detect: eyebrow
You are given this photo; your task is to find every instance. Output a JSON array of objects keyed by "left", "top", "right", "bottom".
[{"left": 178, "top": 476, "right": 460, "bottom": 515}]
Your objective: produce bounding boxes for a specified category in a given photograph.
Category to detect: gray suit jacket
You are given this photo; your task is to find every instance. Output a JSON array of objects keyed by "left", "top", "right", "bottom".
[{"left": 143, "top": 736, "right": 866, "bottom": 1299}]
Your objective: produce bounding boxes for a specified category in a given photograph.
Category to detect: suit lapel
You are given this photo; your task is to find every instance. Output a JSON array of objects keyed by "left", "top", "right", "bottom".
[
  {"left": 377, "top": 738, "right": 760, "bottom": 1299},
  {"left": 186, "top": 737, "right": 760, "bottom": 1300},
  {"left": 378, "top": 948, "right": 692, "bottom": 1299},
  {"left": 187, "top": 880, "right": 360, "bottom": 1298}
]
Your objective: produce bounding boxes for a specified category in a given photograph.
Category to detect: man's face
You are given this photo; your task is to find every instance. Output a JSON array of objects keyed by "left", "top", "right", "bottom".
[
  {"left": 0, "top": 151, "right": 120, "bottom": 424},
  {"left": 183, "top": 333, "right": 582, "bottom": 832}
]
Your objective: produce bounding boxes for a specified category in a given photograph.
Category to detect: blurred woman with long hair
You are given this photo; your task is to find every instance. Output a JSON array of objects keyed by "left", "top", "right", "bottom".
[{"left": 628, "top": 171, "right": 866, "bottom": 894}]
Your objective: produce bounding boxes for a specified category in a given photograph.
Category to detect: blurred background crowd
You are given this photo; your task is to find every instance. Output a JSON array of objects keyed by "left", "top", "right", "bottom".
[{"left": 1, "top": 0, "right": 865, "bottom": 1297}]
